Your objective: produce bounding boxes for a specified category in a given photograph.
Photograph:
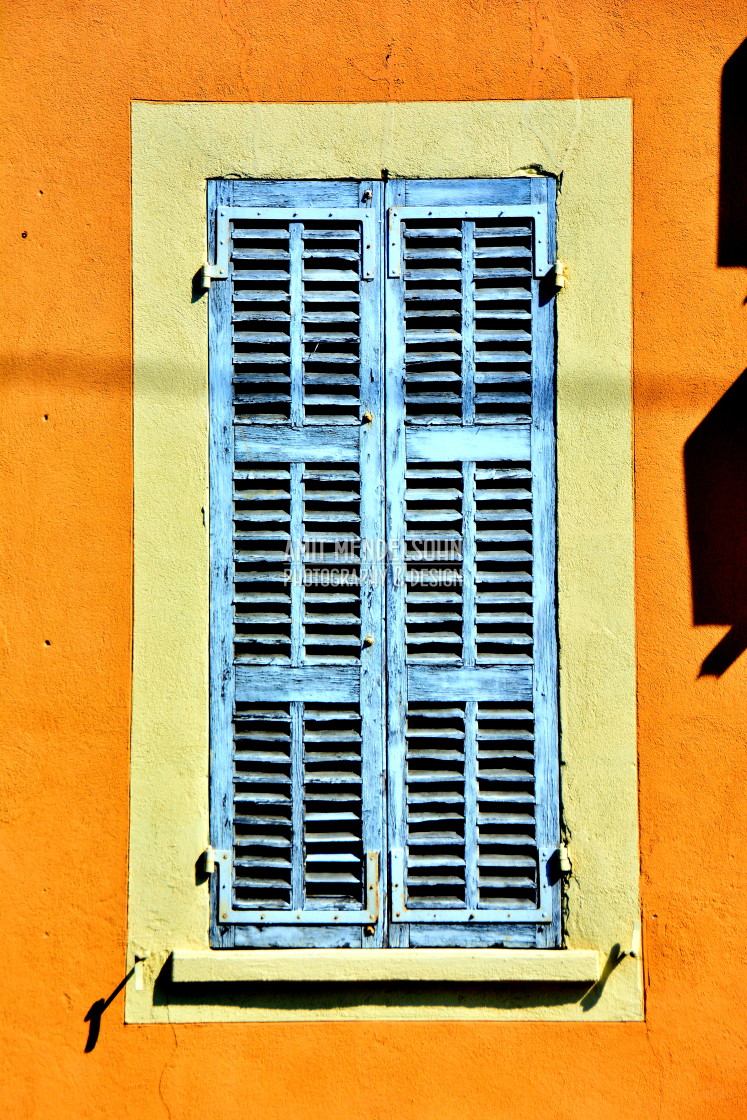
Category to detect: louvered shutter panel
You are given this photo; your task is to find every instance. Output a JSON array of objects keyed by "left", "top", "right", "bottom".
[
  {"left": 208, "top": 180, "right": 385, "bottom": 948},
  {"left": 384, "top": 178, "right": 560, "bottom": 948}
]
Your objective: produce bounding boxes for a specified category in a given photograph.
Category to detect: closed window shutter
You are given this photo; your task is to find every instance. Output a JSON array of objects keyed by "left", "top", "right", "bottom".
[
  {"left": 384, "top": 178, "right": 560, "bottom": 948},
  {"left": 208, "top": 180, "right": 386, "bottom": 948}
]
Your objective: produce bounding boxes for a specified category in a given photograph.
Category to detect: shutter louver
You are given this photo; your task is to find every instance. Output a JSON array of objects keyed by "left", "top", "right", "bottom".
[
  {"left": 386, "top": 178, "right": 560, "bottom": 948},
  {"left": 209, "top": 181, "right": 385, "bottom": 948}
]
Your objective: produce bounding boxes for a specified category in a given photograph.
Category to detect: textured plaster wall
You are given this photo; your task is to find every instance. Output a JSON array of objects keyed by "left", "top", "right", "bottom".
[{"left": 2, "top": 0, "right": 747, "bottom": 1116}]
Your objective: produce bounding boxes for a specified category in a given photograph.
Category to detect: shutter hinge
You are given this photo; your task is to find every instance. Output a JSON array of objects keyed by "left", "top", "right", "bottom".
[
  {"left": 554, "top": 259, "right": 568, "bottom": 290},
  {"left": 558, "top": 843, "right": 572, "bottom": 874},
  {"left": 203, "top": 846, "right": 225, "bottom": 874},
  {"left": 201, "top": 262, "right": 228, "bottom": 289}
]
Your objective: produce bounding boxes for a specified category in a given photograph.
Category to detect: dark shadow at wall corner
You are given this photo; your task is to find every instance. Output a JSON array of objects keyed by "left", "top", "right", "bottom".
[
  {"left": 579, "top": 944, "right": 624, "bottom": 1012},
  {"left": 685, "top": 369, "right": 747, "bottom": 676},
  {"left": 83, "top": 968, "right": 135, "bottom": 1052},
  {"left": 719, "top": 39, "right": 747, "bottom": 269}
]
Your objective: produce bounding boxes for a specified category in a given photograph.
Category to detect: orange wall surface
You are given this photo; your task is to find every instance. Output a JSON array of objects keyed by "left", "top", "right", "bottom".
[{"left": 2, "top": 1, "right": 747, "bottom": 1117}]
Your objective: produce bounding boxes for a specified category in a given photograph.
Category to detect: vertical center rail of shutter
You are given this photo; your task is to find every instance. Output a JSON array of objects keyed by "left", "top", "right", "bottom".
[
  {"left": 289, "top": 222, "right": 304, "bottom": 427},
  {"left": 290, "top": 700, "right": 305, "bottom": 911},
  {"left": 461, "top": 221, "right": 476, "bottom": 426},
  {"left": 289, "top": 458, "right": 305, "bottom": 911},
  {"left": 461, "top": 461, "right": 479, "bottom": 911},
  {"left": 463, "top": 700, "right": 478, "bottom": 910}
]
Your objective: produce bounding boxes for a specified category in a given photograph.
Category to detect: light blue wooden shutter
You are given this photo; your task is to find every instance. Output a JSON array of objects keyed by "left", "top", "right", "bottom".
[
  {"left": 208, "top": 180, "right": 385, "bottom": 948},
  {"left": 384, "top": 178, "right": 560, "bottom": 948}
]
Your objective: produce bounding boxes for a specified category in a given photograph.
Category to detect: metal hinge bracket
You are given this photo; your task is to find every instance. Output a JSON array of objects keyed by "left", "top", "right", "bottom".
[
  {"left": 387, "top": 205, "right": 552, "bottom": 279},
  {"left": 205, "top": 848, "right": 380, "bottom": 925},
  {"left": 390, "top": 848, "right": 553, "bottom": 923},
  {"left": 203, "top": 206, "right": 376, "bottom": 290}
]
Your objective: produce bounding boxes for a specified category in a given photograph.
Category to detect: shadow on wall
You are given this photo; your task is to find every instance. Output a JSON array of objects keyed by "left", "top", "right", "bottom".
[
  {"left": 684, "top": 39, "right": 747, "bottom": 677},
  {"left": 719, "top": 39, "right": 747, "bottom": 268},
  {"left": 84, "top": 968, "right": 134, "bottom": 1052},
  {"left": 685, "top": 370, "right": 747, "bottom": 676}
]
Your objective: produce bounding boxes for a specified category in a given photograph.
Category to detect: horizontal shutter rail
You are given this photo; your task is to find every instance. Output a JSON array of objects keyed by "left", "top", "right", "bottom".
[
  {"left": 234, "top": 426, "right": 360, "bottom": 460},
  {"left": 406, "top": 427, "right": 530, "bottom": 460}
]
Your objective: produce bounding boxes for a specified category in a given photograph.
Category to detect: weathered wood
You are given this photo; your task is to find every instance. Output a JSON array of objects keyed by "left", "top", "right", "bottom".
[
  {"left": 234, "top": 425, "right": 359, "bottom": 462},
  {"left": 403, "top": 178, "right": 532, "bottom": 207},
  {"left": 289, "top": 223, "right": 304, "bottom": 427},
  {"left": 461, "top": 221, "right": 476, "bottom": 425},
  {"left": 406, "top": 425, "right": 530, "bottom": 462},
  {"left": 407, "top": 665, "right": 532, "bottom": 701},
  {"left": 211, "top": 175, "right": 559, "bottom": 949},
  {"left": 384, "top": 177, "right": 410, "bottom": 947},
  {"left": 208, "top": 178, "right": 237, "bottom": 950},
  {"left": 385, "top": 179, "right": 559, "bottom": 946},
  {"left": 210, "top": 179, "right": 385, "bottom": 946},
  {"left": 231, "top": 179, "right": 363, "bottom": 208},
  {"left": 529, "top": 176, "right": 561, "bottom": 950}
]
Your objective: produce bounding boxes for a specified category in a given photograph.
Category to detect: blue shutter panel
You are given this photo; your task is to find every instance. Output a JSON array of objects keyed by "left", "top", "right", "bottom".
[
  {"left": 385, "top": 178, "right": 561, "bottom": 948},
  {"left": 208, "top": 180, "right": 385, "bottom": 948},
  {"left": 209, "top": 176, "right": 560, "bottom": 951}
]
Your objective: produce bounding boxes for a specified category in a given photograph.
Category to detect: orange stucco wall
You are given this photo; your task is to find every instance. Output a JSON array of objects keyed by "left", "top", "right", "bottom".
[{"left": 2, "top": 1, "right": 747, "bottom": 1116}]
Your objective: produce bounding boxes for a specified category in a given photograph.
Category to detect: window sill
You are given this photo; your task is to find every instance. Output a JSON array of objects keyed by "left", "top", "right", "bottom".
[{"left": 170, "top": 948, "right": 600, "bottom": 984}]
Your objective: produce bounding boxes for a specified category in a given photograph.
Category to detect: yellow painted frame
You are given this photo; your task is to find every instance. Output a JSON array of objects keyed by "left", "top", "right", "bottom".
[{"left": 128, "top": 100, "right": 640, "bottom": 1022}]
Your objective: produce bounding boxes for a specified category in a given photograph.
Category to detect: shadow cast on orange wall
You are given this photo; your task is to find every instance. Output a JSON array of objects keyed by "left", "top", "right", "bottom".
[
  {"left": 84, "top": 968, "right": 134, "bottom": 1053},
  {"left": 719, "top": 39, "right": 747, "bottom": 268},
  {"left": 684, "top": 39, "right": 747, "bottom": 677},
  {"left": 685, "top": 370, "right": 747, "bottom": 676}
]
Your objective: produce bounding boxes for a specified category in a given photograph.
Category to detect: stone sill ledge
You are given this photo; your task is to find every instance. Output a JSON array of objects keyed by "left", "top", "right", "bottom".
[{"left": 170, "top": 948, "right": 600, "bottom": 984}]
